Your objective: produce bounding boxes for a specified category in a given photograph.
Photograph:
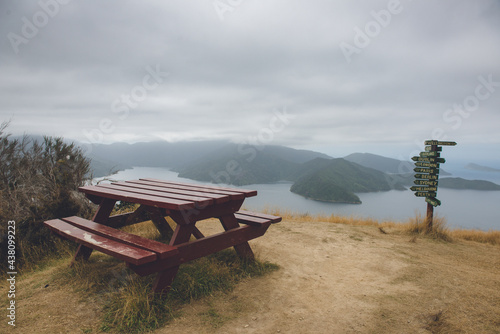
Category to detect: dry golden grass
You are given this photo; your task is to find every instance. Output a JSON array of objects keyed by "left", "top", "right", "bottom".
[
  {"left": 5, "top": 209, "right": 500, "bottom": 333},
  {"left": 257, "top": 206, "right": 500, "bottom": 245},
  {"left": 449, "top": 228, "right": 500, "bottom": 245}
]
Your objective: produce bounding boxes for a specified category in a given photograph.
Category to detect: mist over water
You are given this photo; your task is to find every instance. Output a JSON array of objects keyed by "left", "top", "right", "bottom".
[{"left": 97, "top": 167, "right": 500, "bottom": 231}]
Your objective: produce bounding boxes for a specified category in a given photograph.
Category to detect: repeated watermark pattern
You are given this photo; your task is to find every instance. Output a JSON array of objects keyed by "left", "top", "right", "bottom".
[
  {"left": 7, "top": 0, "right": 74, "bottom": 55},
  {"left": 442, "top": 75, "right": 499, "bottom": 131},
  {"left": 6, "top": 220, "right": 17, "bottom": 327},
  {"left": 179, "top": 107, "right": 295, "bottom": 223},
  {"left": 213, "top": 0, "right": 245, "bottom": 21},
  {"left": 386, "top": 74, "right": 499, "bottom": 188},
  {"left": 209, "top": 107, "right": 295, "bottom": 185},
  {"left": 81, "top": 65, "right": 168, "bottom": 155},
  {"left": 339, "top": 0, "right": 408, "bottom": 64}
]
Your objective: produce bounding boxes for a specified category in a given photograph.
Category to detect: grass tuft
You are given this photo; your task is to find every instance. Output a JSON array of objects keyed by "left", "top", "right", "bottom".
[
  {"left": 449, "top": 229, "right": 500, "bottom": 245},
  {"left": 403, "top": 212, "right": 452, "bottom": 242},
  {"left": 257, "top": 206, "right": 499, "bottom": 245},
  {"left": 61, "top": 249, "right": 278, "bottom": 333}
]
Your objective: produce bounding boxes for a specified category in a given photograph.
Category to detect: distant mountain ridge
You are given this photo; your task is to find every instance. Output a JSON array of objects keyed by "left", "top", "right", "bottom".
[
  {"left": 439, "top": 177, "right": 500, "bottom": 190},
  {"left": 11, "top": 136, "right": 500, "bottom": 200},
  {"left": 83, "top": 140, "right": 500, "bottom": 203},
  {"left": 176, "top": 146, "right": 407, "bottom": 203},
  {"left": 177, "top": 143, "right": 332, "bottom": 185},
  {"left": 465, "top": 163, "right": 500, "bottom": 173},
  {"left": 344, "top": 153, "right": 407, "bottom": 173}
]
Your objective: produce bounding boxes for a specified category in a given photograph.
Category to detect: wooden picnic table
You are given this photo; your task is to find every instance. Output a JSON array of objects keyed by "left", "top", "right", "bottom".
[{"left": 44, "top": 178, "right": 281, "bottom": 295}]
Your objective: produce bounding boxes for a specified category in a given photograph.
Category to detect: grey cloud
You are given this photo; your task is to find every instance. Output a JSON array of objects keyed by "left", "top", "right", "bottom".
[{"left": 0, "top": 0, "right": 499, "bottom": 160}]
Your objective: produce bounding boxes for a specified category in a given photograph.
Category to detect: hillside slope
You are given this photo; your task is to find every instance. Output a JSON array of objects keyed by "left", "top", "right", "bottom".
[
  {"left": 440, "top": 177, "right": 500, "bottom": 190},
  {"left": 177, "top": 144, "right": 329, "bottom": 186},
  {"left": 290, "top": 158, "right": 406, "bottom": 204}
]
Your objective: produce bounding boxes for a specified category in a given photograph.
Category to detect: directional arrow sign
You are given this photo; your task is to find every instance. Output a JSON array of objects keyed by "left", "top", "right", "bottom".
[
  {"left": 425, "top": 140, "right": 457, "bottom": 146},
  {"left": 425, "top": 197, "right": 442, "bottom": 207},
  {"left": 414, "top": 167, "right": 439, "bottom": 174},
  {"left": 412, "top": 156, "right": 446, "bottom": 163},
  {"left": 425, "top": 146, "right": 442, "bottom": 152},
  {"left": 420, "top": 151, "right": 439, "bottom": 157},
  {"left": 415, "top": 162, "right": 439, "bottom": 168},
  {"left": 414, "top": 174, "right": 439, "bottom": 180},
  {"left": 414, "top": 180, "right": 438, "bottom": 186},
  {"left": 414, "top": 192, "right": 437, "bottom": 198},
  {"left": 410, "top": 186, "right": 437, "bottom": 192},
  {"left": 437, "top": 141, "right": 457, "bottom": 146}
]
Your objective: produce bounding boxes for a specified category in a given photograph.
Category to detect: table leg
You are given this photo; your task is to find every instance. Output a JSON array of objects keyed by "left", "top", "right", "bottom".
[
  {"left": 71, "top": 198, "right": 116, "bottom": 265},
  {"left": 148, "top": 208, "right": 174, "bottom": 240},
  {"left": 153, "top": 223, "right": 196, "bottom": 294},
  {"left": 219, "top": 214, "right": 255, "bottom": 261}
]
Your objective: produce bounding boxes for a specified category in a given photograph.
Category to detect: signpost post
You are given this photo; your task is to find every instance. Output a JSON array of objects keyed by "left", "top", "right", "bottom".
[{"left": 411, "top": 140, "right": 456, "bottom": 232}]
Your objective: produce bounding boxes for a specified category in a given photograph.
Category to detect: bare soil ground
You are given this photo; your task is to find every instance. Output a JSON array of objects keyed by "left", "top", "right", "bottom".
[{"left": 3, "top": 219, "right": 500, "bottom": 333}]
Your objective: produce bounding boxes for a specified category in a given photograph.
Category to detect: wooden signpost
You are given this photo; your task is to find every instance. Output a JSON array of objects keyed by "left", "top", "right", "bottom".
[{"left": 411, "top": 140, "right": 456, "bottom": 231}]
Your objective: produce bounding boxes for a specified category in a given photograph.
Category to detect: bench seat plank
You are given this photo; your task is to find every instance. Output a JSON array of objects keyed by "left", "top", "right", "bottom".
[
  {"left": 61, "top": 216, "right": 178, "bottom": 260},
  {"left": 235, "top": 210, "right": 282, "bottom": 226},
  {"left": 44, "top": 219, "right": 157, "bottom": 265}
]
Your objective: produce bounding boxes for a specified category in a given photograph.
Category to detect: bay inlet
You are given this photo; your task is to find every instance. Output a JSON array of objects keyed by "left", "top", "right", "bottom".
[{"left": 96, "top": 167, "right": 500, "bottom": 231}]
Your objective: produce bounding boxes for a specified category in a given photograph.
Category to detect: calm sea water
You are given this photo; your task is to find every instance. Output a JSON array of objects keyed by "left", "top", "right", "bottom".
[{"left": 96, "top": 167, "right": 500, "bottom": 231}]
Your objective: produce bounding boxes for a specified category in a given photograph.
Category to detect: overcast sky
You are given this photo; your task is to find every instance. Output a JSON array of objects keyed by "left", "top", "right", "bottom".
[{"left": 1, "top": 1, "right": 499, "bottom": 163}]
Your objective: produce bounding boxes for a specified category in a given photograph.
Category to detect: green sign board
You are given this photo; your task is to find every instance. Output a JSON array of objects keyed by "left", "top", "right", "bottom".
[
  {"left": 414, "top": 192, "right": 436, "bottom": 198},
  {"left": 414, "top": 167, "right": 439, "bottom": 174},
  {"left": 414, "top": 180, "right": 438, "bottom": 186},
  {"left": 424, "top": 140, "right": 457, "bottom": 146},
  {"left": 425, "top": 146, "right": 442, "bottom": 152},
  {"left": 425, "top": 197, "right": 442, "bottom": 207},
  {"left": 420, "top": 151, "right": 439, "bottom": 157},
  {"left": 415, "top": 162, "right": 439, "bottom": 168},
  {"left": 414, "top": 174, "right": 439, "bottom": 180},
  {"left": 412, "top": 156, "right": 446, "bottom": 163},
  {"left": 416, "top": 141, "right": 456, "bottom": 219},
  {"left": 437, "top": 141, "right": 457, "bottom": 146},
  {"left": 410, "top": 186, "right": 437, "bottom": 192}
]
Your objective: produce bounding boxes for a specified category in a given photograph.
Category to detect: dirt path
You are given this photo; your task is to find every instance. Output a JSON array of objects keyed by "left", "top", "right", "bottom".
[
  {"left": 4, "top": 219, "right": 500, "bottom": 333},
  {"left": 155, "top": 220, "right": 500, "bottom": 334}
]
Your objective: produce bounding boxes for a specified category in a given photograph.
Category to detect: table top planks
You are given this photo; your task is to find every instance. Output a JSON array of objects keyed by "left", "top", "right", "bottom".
[{"left": 79, "top": 179, "right": 257, "bottom": 211}]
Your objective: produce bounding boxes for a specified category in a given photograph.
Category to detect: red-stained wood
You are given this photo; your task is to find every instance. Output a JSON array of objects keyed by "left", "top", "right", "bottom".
[
  {"left": 44, "top": 219, "right": 157, "bottom": 265},
  {"left": 236, "top": 210, "right": 282, "bottom": 224},
  {"left": 117, "top": 181, "right": 230, "bottom": 204},
  {"left": 235, "top": 211, "right": 282, "bottom": 227},
  {"left": 131, "top": 179, "right": 245, "bottom": 201},
  {"left": 219, "top": 214, "right": 255, "bottom": 260},
  {"left": 93, "top": 198, "right": 117, "bottom": 223},
  {"left": 97, "top": 183, "right": 214, "bottom": 207},
  {"left": 176, "top": 224, "right": 267, "bottom": 263},
  {"left": 152, "top": 267, "right": 180, "bottom": 295},
  {"left": 79, "top": 185, "right": 196, "bottom": 210},
  {"left": 139, "top": 178, "right": 257, "bottom": 198},
  {"left": 128, "top": 224, "right": 269, "bottom": 277},
  {"left": 148, "top": 207, "right": 175, "bottom": 240},
  {"left": 105, "top": 204, "right": 150, "bottom": 228},
  {"left": 66, "top": 179, "right": 281, "bottom": 296},
  {"left": 152, "top": 215, "right": 196, "bottom": 294},
  {"left": 60, "top": 216, "right": 178, "bottom": 260},
  {"left": 169, "top": 199, "right": 245, "bottom": 225},
  {"left": 73, "top": 198, "right": 117, "bottom": 262}
]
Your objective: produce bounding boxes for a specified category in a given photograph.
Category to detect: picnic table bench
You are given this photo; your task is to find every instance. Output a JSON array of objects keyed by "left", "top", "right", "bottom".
[{"left": 44, "top": 178, "right": 281, "bottom": 295}]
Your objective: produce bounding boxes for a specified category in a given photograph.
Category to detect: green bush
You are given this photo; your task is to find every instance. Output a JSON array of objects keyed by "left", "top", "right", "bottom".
[{"left": 0, "top": 122, "right": 94, "bottom": 272}]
